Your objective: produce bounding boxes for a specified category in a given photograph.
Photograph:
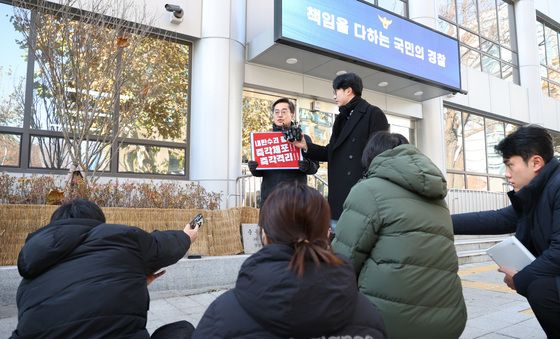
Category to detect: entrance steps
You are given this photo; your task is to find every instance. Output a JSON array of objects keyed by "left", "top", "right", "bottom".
[{"left": 455, "top": 234, "right": 509, "bottom": 265}]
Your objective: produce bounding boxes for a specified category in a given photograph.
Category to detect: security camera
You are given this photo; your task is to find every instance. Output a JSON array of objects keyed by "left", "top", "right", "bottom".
[{"left": 165, "top": 4, "right": 184, "bottom": 19}]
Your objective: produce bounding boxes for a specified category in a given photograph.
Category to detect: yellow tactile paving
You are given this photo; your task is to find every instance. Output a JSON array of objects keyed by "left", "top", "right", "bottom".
[
  {"left": 459, "top": 264, "right": 516, "bottom": 294},
  {"left": 458, "top": 264, "right": 499, "bottom": 277},
  {"left": 460, "top": 280, "right": 516, "bottom": 294}
]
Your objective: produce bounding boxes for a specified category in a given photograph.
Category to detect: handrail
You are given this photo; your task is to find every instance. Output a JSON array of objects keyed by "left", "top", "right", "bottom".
[{"left": 235, "top": 173, "right": 328, "bottom": 208}]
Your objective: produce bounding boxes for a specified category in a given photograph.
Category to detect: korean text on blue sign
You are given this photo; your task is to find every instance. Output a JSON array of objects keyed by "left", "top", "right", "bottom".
[{"left": 276, "top": 0, "right": 461, "bottom": 91}]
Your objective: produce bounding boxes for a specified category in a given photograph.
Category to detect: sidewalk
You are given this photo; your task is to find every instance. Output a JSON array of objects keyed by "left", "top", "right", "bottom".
[{"left": 0, "top": 261, "right": 546, "bottom": 338}]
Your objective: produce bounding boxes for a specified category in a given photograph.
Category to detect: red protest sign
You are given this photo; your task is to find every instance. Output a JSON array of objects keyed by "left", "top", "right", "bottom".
[{"left": 251, "top": 131, "right": 302, "bottom": 170}]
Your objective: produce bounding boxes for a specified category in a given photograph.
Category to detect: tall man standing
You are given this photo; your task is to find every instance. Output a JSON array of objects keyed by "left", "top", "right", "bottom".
[
  {"left": 293, "top": 73, "right": 389, "bottom": 227},
  {"left": 452, "top": 125, "right": 560, "bottom": 338}
]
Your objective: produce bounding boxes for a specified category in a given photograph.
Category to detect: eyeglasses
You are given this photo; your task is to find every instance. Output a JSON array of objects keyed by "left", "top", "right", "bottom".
[{"left": 273, "top": 109, "right": 290, "bottom": 116}]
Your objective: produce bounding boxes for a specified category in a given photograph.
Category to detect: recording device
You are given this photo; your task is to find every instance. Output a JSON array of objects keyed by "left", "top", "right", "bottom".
[
  {"left": 164, "top": 4, "right": 184, "bottom": 18},
  {"left": 190, "top": 213, "right": 204, "bottom": 229},
  {"left": 282, "top": 122, "right": 303, "bottom": 142}
]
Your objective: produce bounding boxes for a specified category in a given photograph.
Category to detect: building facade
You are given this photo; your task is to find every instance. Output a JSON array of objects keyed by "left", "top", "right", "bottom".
[{"left": 0, "top": 0, "right": 559, "bottom": 207}]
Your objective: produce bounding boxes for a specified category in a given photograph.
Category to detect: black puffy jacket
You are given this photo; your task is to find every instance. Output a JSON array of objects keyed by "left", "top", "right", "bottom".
[
  {"left": 452, "top": 157, "right": 560, "bottom": 297},
  {"left": 11, "top": 218, "right": 190, "bottom": 339},
  {"left": 192, "top": 244, "right": 387, "bottom": 339}
]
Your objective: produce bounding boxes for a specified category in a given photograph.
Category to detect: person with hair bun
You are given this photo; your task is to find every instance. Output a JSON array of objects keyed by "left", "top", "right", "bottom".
[{"left": 192, "top": 182, "right": 387, "bottom": 339}]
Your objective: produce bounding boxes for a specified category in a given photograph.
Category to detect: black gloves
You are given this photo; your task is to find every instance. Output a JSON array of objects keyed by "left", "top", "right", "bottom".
[
  {"left": 248, "top": 160, "right": 258, "bottom": 171},
  {"left": 282, "top": 123, "right": 303, "bottom": 142},
  {"left": 298, "top": 159, "right": 310, "bottom": 172}
]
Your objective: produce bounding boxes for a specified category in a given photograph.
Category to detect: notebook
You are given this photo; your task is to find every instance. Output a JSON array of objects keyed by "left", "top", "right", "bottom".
[{"left": 486, "top": 236, "right": 536, "bottom": 271}]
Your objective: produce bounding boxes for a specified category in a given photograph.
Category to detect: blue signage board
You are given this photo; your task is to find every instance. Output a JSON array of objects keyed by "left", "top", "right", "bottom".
[{"left": 275, "top": 0, "right": 462, "bottom": 92}]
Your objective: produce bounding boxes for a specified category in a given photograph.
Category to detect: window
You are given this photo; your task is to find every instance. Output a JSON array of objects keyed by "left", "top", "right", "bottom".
[
  {"left": 0, "top": 3, "right": 26, "bottom": 128},
  {"left": 437, "top": 0, "right": 518, "bottom": 83},
  {"left": 536, "top": 20, "right": 560, "bottom": 100},
  {"left": 444, "top": 106, "right": 518, "bottom": 191},
  {"left": 361, "top": 0, "right": 408, "bottom": 17},
  {"left": 0, "top": 2, "right": 192, "bottom": 177}
]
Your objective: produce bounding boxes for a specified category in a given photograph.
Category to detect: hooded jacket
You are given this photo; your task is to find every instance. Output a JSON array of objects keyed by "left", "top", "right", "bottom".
[
  {"left": 11, "top": 218, "right": 190, "bottom": 339},
  {"left": 192, "top": 244, "right": 387, "bottom": 339},
  {"left": 332, "top": 144, "right": 466, "bottom": 339}
]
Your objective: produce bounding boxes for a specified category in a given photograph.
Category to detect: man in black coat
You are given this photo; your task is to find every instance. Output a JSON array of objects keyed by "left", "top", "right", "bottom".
[
  {"left": 293, "top": 72, "right": 389, "bottom": 225},
  {"left": 452, "top": 125, "right": 560, "bottom": 338},
  {"left": 10, "top": 199, "right": 199, "bottom": 339},
  {"left": 248, "top": 98, "right": 318, "bottom": 206}
]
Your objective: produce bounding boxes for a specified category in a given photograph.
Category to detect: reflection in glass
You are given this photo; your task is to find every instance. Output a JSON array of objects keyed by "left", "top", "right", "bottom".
[
  {"left": 541, "top": 80, "right": 550, "bottom": 97},
  {"left": 501, "top": 63, "right": 512, "bottom": 82},
  {"left": 447, "top": 173, "right": 465, "bottom": 189},
  {"left": 0, "top": 133, "right": 20, "bottom": 166},
  {"left": 466, "top": 175, "right": 488, "bottom": 190},
  {"left": 536, "top": 22, "right": 547, "bottom": 65},
  {"left": 30, "top": 136, "right": 71, "bottom": 169},
  {"left": 549, "top": 69, "right": 560, "bottom": 83},
  {"left": 438, "top": 0, "right": 456, "bottom": 22},
  {"left": 120, "top": 37, "right": 189, "bottom": 142},
  {"left": 118, "top": 144, "right": 185, "bottom": 175},
  {"left": 478, "top": 0, "right": 498, "bottom": 42},
  {"left": 485, "top": 118, "right": 505, "bottom": 175},
  {"left": 445, "top": 108, "right": 464, "bottom": 170},
  {"left": 481, "top": 55, "right": 501, "bottom": 78},
  {"left": 505, "top": 123, "right": 517, "bottom": 136},
  {"left": 550, "top": 82, "right": 560, "bottom": 100},
  {"left": 0, "top": 3, "right": 26, "bottom": 128},
  {"left": 460, "top": 46, "right": 481, "bottom": 70},
  {"left": 500, "top": 47, "right": 512, "bottom": 63},
  {"left": 457, "top": 0, "right": 478, "bottom": 32},
  {"left": 437, "top": 18, "right": 457, "bottom": 38},
  {"left": 497, "top": 1, "right": 512, "bottom": 48},
  {"left": 481, "top": 39, "right": 500, "bottom": 57},
  {"left": 463, "top": 113, "right": 486, "bottom": 173},
  {"left": 460, "top": 28, "right": 480, "bottom": 48},
  {"left": 544, "top": 26, "right": 559, "bottom": 68},
  {"left": 377, "top": 0, "right": 406, "bottom": 17}
]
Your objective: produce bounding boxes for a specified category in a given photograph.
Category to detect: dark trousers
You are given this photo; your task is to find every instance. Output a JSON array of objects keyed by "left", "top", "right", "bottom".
[
  {"left": 151, "top": 320, "right": 194, "bottom": 339},
  {"left": 526, "top": 277, "right": 560, "bottom": 338}
]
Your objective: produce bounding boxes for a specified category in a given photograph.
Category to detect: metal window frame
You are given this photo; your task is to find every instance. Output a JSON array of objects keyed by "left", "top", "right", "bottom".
[{"left": 0, "top": 1, "right": 193, "bottom": 180}]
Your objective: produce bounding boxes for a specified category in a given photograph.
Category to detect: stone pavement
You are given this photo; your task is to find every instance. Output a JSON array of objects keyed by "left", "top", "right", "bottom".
[{"left": 0, "top": 261, "right": 547, "bottom": 338}]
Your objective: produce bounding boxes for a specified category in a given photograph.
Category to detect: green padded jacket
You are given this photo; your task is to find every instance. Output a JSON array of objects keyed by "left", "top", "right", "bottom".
[{"left": 332, "top": 144, "right": 466, "bottom": 339}]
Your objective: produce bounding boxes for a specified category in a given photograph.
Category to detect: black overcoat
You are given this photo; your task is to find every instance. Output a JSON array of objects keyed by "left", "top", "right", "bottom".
[{"left": 305, "top": 97, "right": 389, "bottom": 219}]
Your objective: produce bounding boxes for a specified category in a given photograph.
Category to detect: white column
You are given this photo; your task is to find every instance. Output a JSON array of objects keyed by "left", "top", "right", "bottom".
[
  {"left": 189, "top": 0, "right": 246, "bottom": 208},
  {"left": 514, "top": 0, "right": 542, "bottom": 123},
  {"left": 408, "top": 1, "right": 447, "bottom": 173}
]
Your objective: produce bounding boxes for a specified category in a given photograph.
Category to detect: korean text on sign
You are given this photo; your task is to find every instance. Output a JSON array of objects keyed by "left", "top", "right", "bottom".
[{"left": 251, "top": 131, "right": 302, "bottom": 170}]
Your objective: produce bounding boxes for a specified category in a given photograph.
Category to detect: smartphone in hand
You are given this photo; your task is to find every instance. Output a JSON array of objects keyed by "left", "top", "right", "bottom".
[{"left": 190, "top": 213, "right": 204, "bottom": 229}]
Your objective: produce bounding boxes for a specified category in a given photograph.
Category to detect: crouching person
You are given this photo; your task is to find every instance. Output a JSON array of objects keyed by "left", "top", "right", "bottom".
[
  {"left": 192, "top": 182, "right": 387, "bottom": 339},
  {"left": 332, "top": 132, "right": 467, "bottom": 339},
  {"left": 10, "top": 199, "right": 199, "bottom": 339}
]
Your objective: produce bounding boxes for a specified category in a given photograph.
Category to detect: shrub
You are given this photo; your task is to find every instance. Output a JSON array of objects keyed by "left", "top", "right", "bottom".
[{"left": 0, "top": 173, "right": 222, "bottom": 210}]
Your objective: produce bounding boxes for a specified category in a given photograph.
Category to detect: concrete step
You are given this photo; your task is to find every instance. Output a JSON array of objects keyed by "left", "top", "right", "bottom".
[
  {"left": 454, "top": 236, "right": 506, "bottom": 252},
  {"left": 457, "top": 249, "right": 492, "bottom": 265},
  {"left": 455, "top": 235, "right": 509, "bottom": 265}
]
